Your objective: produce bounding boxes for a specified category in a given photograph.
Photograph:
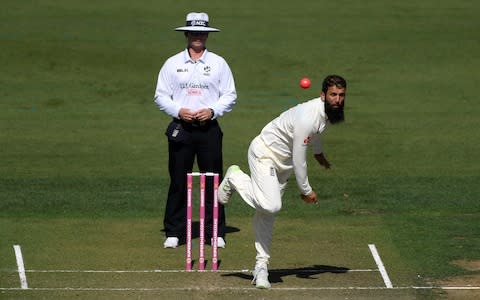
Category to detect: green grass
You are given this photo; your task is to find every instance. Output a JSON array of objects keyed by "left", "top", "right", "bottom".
[
  {"left": 0, "top": 216, "right": 433, "bottom": 299},
  {"left": 1, "top": 0, "right": 479, "bottom": 298}
]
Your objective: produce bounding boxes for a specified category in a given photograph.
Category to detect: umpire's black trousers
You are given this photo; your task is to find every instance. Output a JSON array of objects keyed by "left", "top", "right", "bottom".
[{"left": 163, "top": 118, "right": 225, "bottom": 243}]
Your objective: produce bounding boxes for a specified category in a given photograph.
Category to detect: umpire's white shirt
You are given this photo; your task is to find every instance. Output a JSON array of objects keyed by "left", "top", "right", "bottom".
[
  {"left": 154, "top": 49, "right": 237, "bottom": 118},
  {"left": 259, "top": 97, "right": 328, "bottom": 195}
]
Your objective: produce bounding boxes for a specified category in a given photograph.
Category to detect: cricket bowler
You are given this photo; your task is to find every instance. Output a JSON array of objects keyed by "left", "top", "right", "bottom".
[{"left": 218, "top": 74, "right": 347, "bottom": 288}]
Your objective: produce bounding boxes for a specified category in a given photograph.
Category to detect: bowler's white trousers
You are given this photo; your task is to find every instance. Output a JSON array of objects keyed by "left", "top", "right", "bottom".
[{"left": 229, "top": 136, "right": 293, "bottom": 266}]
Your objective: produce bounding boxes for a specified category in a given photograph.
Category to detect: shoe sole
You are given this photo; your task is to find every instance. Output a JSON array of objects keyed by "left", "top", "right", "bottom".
[{"left": 256, "top": 284, "right": 271, "bottom": 289}]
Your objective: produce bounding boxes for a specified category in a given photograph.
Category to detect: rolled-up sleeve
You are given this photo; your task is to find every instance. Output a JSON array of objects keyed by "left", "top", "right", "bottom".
[{"left": 310, "top": 133, "right": 323, "bottom": 155}]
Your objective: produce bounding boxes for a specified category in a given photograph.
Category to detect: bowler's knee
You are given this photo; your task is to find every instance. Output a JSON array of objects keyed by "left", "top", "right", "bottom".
[{"left": 253, "top": 190, "right": 282, "bottom": 213}]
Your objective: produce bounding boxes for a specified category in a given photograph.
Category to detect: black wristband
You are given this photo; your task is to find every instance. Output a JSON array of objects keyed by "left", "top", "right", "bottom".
[{"left": 210, "top": 108, "right": 215, "bottom": 119}]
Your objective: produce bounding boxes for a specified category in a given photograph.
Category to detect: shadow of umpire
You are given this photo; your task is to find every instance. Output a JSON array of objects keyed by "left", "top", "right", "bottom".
[{"left": 222, "top": 265, "right": 350, "bottom": 283}]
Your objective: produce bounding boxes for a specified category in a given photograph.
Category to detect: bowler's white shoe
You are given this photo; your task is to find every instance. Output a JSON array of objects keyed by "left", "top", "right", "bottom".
[
  {"left": 163, "top": 237, "right": 179, "bottom": 248},
  {"left": 252, "top": 264, "right": 271, "bottom": 289},
  {"left": 218, "top": 165, "right": 240, "bottom": 204}
]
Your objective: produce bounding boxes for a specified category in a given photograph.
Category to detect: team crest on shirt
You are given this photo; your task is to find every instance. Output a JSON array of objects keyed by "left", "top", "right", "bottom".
[
  {"left": 303, "top": 136, "right": 311, "bottom": 145},
  {"left": 203, "top": 66, "right": 211, "bottom": 76}
]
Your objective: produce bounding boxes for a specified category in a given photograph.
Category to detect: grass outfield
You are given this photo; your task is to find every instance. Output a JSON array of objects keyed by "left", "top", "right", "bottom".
[{"left": 1, "top": 0, "right": 479, "bottom": 298}]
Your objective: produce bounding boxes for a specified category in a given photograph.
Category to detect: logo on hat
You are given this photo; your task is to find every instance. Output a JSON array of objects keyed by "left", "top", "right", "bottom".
[
  {"left": 190, "top": 20, "right": 207, "bottom": 26},
  {"left": 175, "top": 12, "right": 220, "bottom": 32}
]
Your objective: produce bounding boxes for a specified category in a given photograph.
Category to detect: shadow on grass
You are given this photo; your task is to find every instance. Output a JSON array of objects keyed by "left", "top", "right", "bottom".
[{"left": 222, "top": 265, "right": 350, "bottom": 283}]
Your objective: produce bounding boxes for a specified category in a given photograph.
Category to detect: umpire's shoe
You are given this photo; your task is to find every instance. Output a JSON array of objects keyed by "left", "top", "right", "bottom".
[{"left": 163, "top": 237, "right": 179, "bottom": 248}]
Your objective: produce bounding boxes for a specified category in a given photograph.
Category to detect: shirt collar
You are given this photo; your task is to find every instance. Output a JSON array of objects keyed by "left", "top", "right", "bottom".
[{"left": 183, "top": 48, "right": 209, "bottom": 63}]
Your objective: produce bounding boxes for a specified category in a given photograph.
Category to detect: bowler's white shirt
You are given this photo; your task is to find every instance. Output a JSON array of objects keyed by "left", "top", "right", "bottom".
[
  {"left": 154, "top": 49, "right": 237, "bottom": 118},
  {"left": 260, "top": 98, "right": 328, "bottom": 195}
]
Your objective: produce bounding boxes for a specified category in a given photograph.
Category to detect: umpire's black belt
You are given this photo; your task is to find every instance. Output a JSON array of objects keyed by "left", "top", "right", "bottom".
[{"left": 173, "top": 118, "right": 218, "bottom": 129}]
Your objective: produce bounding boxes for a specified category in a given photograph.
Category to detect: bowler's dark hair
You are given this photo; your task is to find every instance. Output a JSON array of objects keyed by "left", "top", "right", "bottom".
[{"left": 322, "top": 75, "right": 347, "bottom": 94}]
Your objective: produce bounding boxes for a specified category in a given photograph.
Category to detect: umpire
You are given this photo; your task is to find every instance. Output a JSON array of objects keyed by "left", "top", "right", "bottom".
[{"left": 154, "top": 12, "right": 237, "bottom": 249}]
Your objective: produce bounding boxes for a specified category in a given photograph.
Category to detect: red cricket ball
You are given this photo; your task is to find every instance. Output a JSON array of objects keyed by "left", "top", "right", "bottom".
[{"left": 299, "top": 77, "right": 311, "bottom": 89}]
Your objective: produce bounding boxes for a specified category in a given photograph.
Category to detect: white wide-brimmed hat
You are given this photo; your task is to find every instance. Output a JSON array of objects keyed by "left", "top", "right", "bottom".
[{"left": 175, "top": 12, "right": 220, "bottom": 32}]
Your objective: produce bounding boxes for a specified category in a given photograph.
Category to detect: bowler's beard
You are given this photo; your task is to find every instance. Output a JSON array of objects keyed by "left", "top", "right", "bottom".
[{"left": 325, "top": 101, "right": 345, "bottom": 124}]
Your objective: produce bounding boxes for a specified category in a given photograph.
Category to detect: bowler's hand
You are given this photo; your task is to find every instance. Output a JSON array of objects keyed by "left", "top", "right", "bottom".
[{"left": 301, "top": 191, "right": 318, "bottom": 204}]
